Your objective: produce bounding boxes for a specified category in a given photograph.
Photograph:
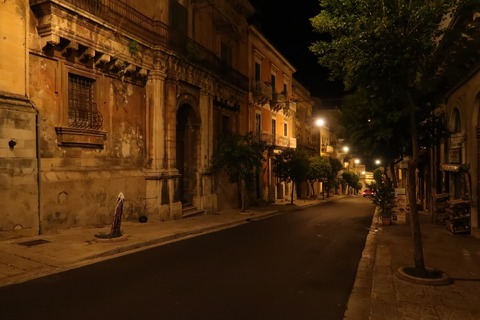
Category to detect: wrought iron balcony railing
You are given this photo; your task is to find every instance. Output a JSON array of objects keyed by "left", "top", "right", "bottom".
[{"left": 42, "top": 0, "right": 248, "bottom": 91}]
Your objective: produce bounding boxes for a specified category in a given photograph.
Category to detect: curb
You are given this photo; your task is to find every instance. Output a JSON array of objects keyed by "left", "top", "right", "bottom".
[
  {"left": 343, "top": 210, "right": 378, "bottom": 320},
  {"left": 77, "top": 199, "right": 333, "bottom": 263}
]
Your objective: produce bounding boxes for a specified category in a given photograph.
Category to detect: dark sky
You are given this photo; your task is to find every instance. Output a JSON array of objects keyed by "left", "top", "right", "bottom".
[{"left": 248, "top": 0, "right": 344, "bottom": 99}]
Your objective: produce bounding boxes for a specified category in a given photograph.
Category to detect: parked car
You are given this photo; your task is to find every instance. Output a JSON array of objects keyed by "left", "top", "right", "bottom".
[{"left": 362, "top": 189, "right": 376, "bottom": 197}]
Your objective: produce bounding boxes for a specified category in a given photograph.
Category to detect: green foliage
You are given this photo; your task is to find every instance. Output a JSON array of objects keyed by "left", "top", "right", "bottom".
[
  {"left": 328, "top": 157, "right": 343, "bottom": 177},
  {"left": 373, "top": 168, "right": 384, "bottom": 185},
  {"left": 273, "top": 147, "right": 312, "bottom": 203},
  {"left": 308, "top": 156, "right": 332, "bottom": 182},
  {"left": 310, "top": 1, "right": 477, "bottom": 170},
  {"left": 273, "top": 147, "right": 311, "bottom": 184},
  {"left": 310, "top": 0, "right": 468, "bottom": 92},
  {"left": 342, "top": 171, "right": 360, "bottom": 191},
  {"left": 128, "top": 40, "right": 138, "bottom": 56},
  {"left": 372, "top": 171, "right": 396, "bottom": 217},
  {"left": 313, "top": 1, "right": 476, "bottom": 274},
  {"left": 211, "top": 132, "right": 266, "bottom": 189},
  {"left": 340, "top": 86, "right": 410, "bottom": 163}
]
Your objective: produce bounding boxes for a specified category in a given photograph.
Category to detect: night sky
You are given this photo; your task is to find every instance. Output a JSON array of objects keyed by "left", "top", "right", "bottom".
[{"left": 248, "top": 0, "right": 344, "bottom": 99}]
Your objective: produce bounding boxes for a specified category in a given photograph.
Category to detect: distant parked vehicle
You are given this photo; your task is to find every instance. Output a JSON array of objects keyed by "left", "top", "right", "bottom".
[{"left": 362, "top": 189, "right": 376, "bottom": 197}]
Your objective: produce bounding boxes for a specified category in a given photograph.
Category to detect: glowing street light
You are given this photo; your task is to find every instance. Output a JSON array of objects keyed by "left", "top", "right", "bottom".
[
  {"left": 315, "top": 118, "right": 325, "bottom": 127},
  {"left": 343, "top": 146, "right": 349, "bottom": 153},
  {"left": 375, "top": 159, "right": 381, "bottom": 165},
  {"left": 315, "top": 118, "right": 326, "bottom": 156},
  {"left": 354, "top": 159, "right": 360, "bottom": 165}
]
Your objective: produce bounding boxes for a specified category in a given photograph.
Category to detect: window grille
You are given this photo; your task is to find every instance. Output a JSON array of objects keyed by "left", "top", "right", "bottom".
[{"left": 68, "top": 74, "right": 103, "bottom": 129}]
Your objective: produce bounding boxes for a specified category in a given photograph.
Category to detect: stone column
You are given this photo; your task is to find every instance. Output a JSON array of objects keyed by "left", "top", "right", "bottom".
[
  {"left": 145, "top": 68, "right": 166, "bottom": 171},
  {"left": 144, "top": 60, "right": 170, "bottom": 220}
]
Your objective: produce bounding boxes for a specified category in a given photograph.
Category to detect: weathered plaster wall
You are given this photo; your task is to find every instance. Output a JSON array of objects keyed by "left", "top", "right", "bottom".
[
  {"left": 28, "top": 53, "right": 148, "bottom": 232},
  {"left": 0, "top": 0, "right": 27, "bottom": 95},
  {"left": 0, "top": 0, "right": 39, "bottom": 239}
]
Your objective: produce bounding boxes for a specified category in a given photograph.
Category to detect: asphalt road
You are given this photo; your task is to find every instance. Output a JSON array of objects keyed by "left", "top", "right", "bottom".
[{"left": 0, "top": 196, "right": 375, "bottom": 320}]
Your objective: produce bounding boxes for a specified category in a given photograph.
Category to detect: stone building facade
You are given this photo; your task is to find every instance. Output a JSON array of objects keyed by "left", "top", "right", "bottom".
[
  {"left": 425, "top": 8, "right": 480, "bottom": 230},
  {"left": 2, "top": 0, "right": 276, "bottom": 239}
]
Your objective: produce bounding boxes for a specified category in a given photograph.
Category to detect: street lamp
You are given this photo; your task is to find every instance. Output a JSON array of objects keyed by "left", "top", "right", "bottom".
[
  {"left": 315, "top": 118, "right": 325, "bottom": 127},
  {"left": 342, "top": 146, "right": 350, "bottom": 170},
  {"left": 314, "top": 118, "right": 325, "bottom": 156},
  {"left": 314, "top": 117, "right": 326, "bottom": 197}
]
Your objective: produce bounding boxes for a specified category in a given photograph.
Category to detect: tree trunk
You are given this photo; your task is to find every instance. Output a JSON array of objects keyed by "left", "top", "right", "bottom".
[
  {"left": 390, "top": 161, "right": 398, "bottom": 188},
  {"left": 238, "top": 180, "right": 246, "bottom": 212},
  {"left": 290, "top": 181, "right": 295, "bottom": 204},
  {"left": 404, "top": 91, "right": 426, "bottom": 275}
]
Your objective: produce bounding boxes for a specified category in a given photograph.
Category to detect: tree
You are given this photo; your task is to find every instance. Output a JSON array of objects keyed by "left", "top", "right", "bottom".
[
  {"left": 328, "top": 157, "right": 343, "bottom": 196},
  {"left": 342, "top": 171, "right": 360, "bottom": 194},
  {"left": 372, "top": 169, "right": 396, "bottom": 219},
  {"left": 310, "top": 0, "right": 475, "bottom": 276},
  {"left": 273, "top": 147, "right": 311, "bottom": 204},
  {"left": 308, "top": 156, "right": 332, "bottom": 198},
  {"left": 211, "top": 132, "right": 266, "bottom": 212}
]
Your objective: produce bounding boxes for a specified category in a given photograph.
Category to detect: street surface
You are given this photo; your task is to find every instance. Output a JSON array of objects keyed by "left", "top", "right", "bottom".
[{"left": 0, "top": 196, "right": 374, "bottom": 320}]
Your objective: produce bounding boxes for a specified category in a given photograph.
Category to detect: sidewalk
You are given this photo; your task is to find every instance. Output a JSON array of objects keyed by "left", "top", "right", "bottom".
[
  {"left": 1, "top": 195, "right": 480, "bottom": 320},
  {"left": 346, "top": 210, "right": 480, "bottom": 320}
]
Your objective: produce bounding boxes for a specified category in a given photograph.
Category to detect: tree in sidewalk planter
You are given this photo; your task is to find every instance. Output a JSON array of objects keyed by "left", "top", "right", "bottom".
[
  {"left": 211, "top": 132, "right": 267, "bottom": 212},
  {"left": 310, "top": 0, "right": 476, "bottom": 280},
  {"left": 273, "top": 147, "right": 311, "bottom": 204},
  {"left": 307, "top": 156, "right": 332, "bottom": 199}
]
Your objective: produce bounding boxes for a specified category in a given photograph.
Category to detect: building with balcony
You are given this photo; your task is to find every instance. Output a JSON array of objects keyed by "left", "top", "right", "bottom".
[
  {"left": 0, "top": 0, "right": 255, "bottom": 238},
  {"left": 247, "top": 25, "right": 296, "bottom": 203}
]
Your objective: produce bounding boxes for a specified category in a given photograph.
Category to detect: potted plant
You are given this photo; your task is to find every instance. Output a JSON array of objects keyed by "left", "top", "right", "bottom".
[{"left": 372, "top": 171, "right": 396, "bottom": 225}]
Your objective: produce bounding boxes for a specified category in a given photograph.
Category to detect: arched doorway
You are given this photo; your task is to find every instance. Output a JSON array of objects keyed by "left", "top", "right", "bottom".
[{"left": 176, "top": 104, "right": 199, "bottom": 205}]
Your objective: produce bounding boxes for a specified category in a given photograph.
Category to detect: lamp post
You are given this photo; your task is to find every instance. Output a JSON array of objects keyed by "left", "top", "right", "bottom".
[
  {"left": 315, "top": 118, "right": 325, "bottom": 156},
  {"left": 314, "top": 118, "right": 326, "bottom": 198}
]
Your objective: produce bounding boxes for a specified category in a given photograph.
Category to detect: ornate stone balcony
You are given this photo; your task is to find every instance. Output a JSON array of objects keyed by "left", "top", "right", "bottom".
[{"left": 252, "top": 81, "right": 272, "bottom": 105}]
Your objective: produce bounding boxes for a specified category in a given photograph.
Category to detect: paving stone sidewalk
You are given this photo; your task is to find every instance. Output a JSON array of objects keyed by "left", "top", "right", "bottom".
[{"left": 346, "top": 212, "right": 480, "bottom": 320}]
